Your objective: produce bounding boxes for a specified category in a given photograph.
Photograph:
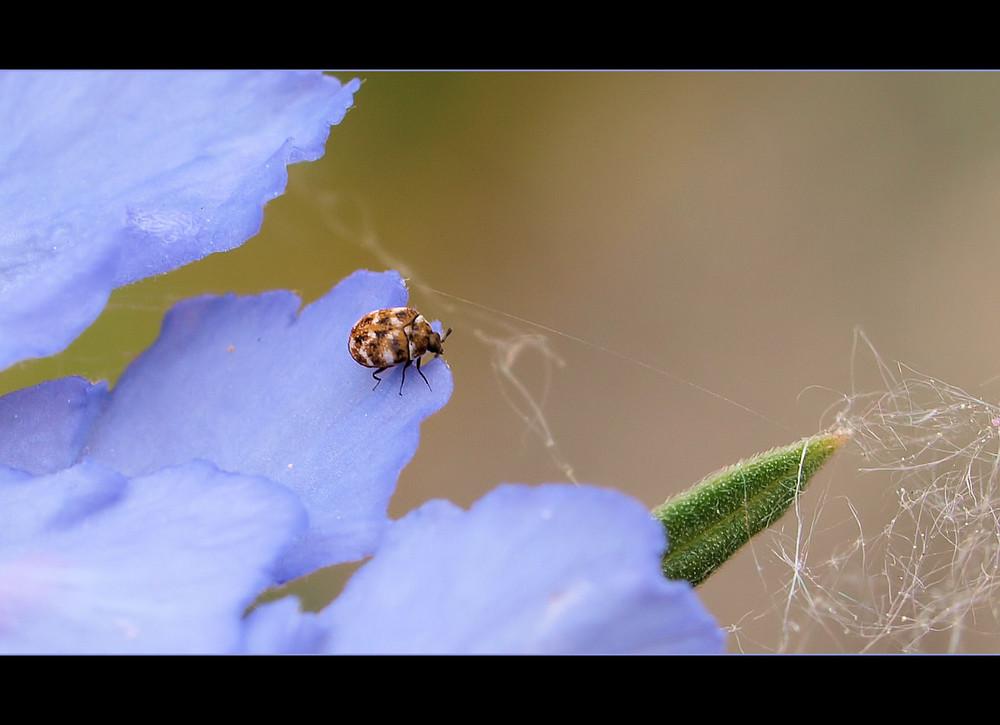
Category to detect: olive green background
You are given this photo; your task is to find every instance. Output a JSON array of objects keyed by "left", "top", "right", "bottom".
[{"left": 6, "top": 72, "right": 1000, "bottom": 652}]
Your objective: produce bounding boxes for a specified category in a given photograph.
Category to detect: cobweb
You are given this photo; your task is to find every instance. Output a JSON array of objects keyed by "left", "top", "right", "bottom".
[{"left": 774, "top": 330, "right": 1000, "bottom": 653}]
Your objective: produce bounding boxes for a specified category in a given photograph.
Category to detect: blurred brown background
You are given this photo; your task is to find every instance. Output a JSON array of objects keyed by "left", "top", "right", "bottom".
[{"left": 6, "top": 72, "right": 1000, "bottom": 652}]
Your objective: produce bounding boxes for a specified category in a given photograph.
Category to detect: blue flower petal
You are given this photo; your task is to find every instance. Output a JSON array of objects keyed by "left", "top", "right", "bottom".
[
  {"left": 0, "top": 71, "right": 360, "bottom": 370},
  {"left": 241, "top": 597, "right": 325, "bottom": 654},
  {"left": 0, "top": 376, "right": 109, "bottom": 475},
  {"left": 0, "top": 460, "right": 124, "bottom": 545},
  {"left": 315, "top": 483, "right": 726, "bottom": 654},
  {"left": 0, "top": 459, "right": 306, "bottom": 653},
  {"left": 0, "top": 270, "right": 453, "bottom": 581}
]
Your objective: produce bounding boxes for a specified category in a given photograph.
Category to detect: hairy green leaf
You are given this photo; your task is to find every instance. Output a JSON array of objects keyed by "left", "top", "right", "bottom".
[{"left": 653, "top": 431, "right": 849, "bottom": 586}]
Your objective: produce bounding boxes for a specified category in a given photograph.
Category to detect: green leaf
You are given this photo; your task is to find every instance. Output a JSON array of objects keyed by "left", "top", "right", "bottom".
[{"left": 653, "top": 431, "right": 849, "bottom": 587}]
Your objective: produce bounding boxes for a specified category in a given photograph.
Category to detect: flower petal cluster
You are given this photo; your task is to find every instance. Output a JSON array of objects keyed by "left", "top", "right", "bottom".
[{"left": 0, "top": 71, "right": 725, "bottom": 654}]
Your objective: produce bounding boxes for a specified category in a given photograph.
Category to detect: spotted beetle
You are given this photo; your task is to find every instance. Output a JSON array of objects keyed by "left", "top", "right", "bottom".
[{"left": 349, "top": 307, "right": 452, "bottom": 395}]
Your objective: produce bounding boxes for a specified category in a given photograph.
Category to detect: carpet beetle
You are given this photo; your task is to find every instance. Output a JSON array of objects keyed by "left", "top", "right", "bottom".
[{"left": 349, "top": 307, "right": 452, "bottom": 395}]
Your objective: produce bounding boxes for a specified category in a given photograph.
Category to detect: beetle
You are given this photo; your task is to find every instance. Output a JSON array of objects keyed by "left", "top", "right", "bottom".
[{"left": 349, "top": 307, "right": 452, "bottom": 395}]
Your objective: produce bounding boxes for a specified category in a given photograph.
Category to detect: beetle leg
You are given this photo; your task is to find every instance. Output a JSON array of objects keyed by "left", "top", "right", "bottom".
[
  {"left": 398, "top": 360, "right": 413, "bottom": 396},
  {"left": 415, "top": 355, "right": 432, "bottom": 392}
]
